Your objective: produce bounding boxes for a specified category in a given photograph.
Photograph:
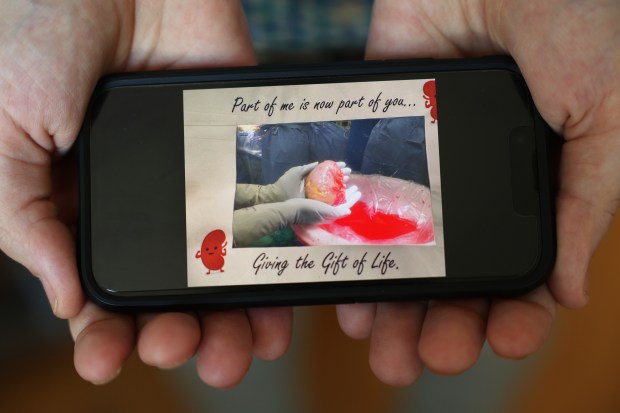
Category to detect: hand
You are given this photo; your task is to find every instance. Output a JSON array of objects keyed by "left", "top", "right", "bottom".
[
  {"left": 341, "top": 185, "right": 362, "bottom": 209},
  {"left": 284, "top": 197, "right": 353, "bottom": 224},
  {"left": 0, "top": 0, "right": 291, "bottom": 388},
  {"left": 336, "top": 0, "right": 620, "bottom": 385},
  {"left": 233, "top": 194, "right": 359, "bottom": 247},
  {"left": 268, "top": 162, "right": 319, "bottom": 201},
  {"left": 336, "top": 161, "right": 353, "bottom": 184}
]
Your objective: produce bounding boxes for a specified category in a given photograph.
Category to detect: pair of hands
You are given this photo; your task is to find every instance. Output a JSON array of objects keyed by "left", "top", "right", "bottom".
[
  {"left": 268, "top": 161, "right": 361, "bottom": 222},
  {"left": 0, "top": 0, "right": 618, "bottom": 387}
]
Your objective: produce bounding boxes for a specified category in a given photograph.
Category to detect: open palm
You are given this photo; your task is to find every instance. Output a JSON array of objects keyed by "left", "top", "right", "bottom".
[{"left": 0, "top": 0, "right": 292, "bottom": 388}]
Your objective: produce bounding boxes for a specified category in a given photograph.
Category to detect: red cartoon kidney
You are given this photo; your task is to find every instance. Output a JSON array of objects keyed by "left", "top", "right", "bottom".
[
  {"left": 423, "top": 80, "right": 437, "bottom": 123},
  {"left": 195, "top": 229, "right": 227, "bottom": 275},
  {"left": 304, "top": 160, "right": 346, "bottom": 206}
]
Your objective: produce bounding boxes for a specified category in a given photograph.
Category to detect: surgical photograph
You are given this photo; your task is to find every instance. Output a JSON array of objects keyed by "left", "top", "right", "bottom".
[{"left": 233, "top": 117, "right": 435, "bottom": 248}]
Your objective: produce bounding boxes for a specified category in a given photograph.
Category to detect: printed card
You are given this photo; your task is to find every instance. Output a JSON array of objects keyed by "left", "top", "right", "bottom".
[{"left": 184, "top": 79, "right": 444, "bottom": 287}]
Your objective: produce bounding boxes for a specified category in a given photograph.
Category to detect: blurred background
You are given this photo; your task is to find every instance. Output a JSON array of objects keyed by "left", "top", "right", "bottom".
[{"left": 3, "top": 1, "right": 620, "bottom": 412}]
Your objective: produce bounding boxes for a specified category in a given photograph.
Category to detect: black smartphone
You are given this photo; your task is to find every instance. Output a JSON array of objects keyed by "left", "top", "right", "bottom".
[{"left": 79, "top": 57, "right": 557, "bottom": 310}]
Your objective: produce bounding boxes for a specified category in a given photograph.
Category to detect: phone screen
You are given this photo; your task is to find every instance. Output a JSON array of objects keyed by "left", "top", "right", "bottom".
[
  {"left": 184, "top": 78, "right": 444, "bottom": 288},
  {"left": 86, "top": 64, "right": 552, "bottom": 300}
]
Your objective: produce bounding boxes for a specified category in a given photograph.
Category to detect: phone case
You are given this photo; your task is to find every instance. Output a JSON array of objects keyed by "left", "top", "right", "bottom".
[{"left": 79, "top": 57, "right": 558, "bottom": 311}]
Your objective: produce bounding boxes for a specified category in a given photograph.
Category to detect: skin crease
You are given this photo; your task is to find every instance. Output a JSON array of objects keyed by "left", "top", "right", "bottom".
[
  {"left": 0, "top": 0, "right": 292, "bottom": 388},
  {"left": 337, "top": 0, "right": 620, "bottom": 385},
  {"left": 1, "top": 0, "right": 618, "bottom": 389}
]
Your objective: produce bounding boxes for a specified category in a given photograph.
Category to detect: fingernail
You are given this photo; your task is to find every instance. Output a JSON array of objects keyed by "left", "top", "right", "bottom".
[
  {"left": 40, "top": 278, "right": 59, "bottom": 316},
  {"left": 53, "top": 298, "right": 60, "bottom": 317},
  {"left": 583, "top": 275, "right": 590, "bottom": 302},
  {"left": 92, "top": 367, "right": 122, "bottom": 386},
  {"left": 161, "top": 357, "right": 193, "bottom": 371}
]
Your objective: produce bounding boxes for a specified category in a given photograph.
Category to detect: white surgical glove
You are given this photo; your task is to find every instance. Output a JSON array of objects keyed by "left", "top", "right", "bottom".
[{"left": 233, "top": 198, "right": 352, "bottom": 247}]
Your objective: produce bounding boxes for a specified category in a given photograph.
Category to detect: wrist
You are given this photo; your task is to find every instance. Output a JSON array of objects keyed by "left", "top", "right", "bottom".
[{"left": 257, "top": 183, "right": 287, "bottom": 204}]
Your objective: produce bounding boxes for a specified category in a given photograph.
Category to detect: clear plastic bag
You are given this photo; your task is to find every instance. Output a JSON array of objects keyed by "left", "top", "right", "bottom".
[
  {"left": 294, "top": 174, "right": 435, "bottom": 245},
  {"left": 361, "top": 117, "right": 430, "bottom": 187}
]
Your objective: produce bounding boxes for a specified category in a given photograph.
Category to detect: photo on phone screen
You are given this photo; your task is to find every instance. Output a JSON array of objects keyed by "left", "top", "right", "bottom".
[{"left": 183, "top": 79, "right": 445, "bottom": 288}]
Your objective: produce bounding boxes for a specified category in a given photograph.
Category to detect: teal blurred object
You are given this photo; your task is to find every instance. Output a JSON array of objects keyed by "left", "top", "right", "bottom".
[
  {"left": 241, "top": 0, "right": 373, "bottom": 61},
  {"left": 252, "top": 226, "right": 298, "bottom": 247}
]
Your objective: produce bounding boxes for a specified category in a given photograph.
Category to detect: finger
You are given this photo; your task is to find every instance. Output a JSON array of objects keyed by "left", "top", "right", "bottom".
[
  {"left": 343, "top": 186, "right": 361, "bottom": 209},
  {"left": 487, "top": 285, "right": 556, "bottom": 359},
  {"left": 549, "top": 193, "right": 597, "bottom": 307},
  {"left": 336, "top": 303, "right": 377, "bottom": 339},
  {"left": 136, "top": 312, "right": 201, "bottom": 369},
  {"left": 344, "top": 185, "right": 359, "bottom": 196},
  {"left": 336, "top": 161, "right": 352, "bottom": 183},
  {"left": 69, "top": 301, "right": 135, "bottom": 385},
  {"left": 369, "top": 302, "right": 427, "bottom": 386},
  {"left": 336, "top": 161, "right": 352, "bottom": 174},
  {"left": 304, "top": 198, "right": 351, "bottom": 221},
  {"left": 418, "top": 299, "right": 489, "bottom": 375},
  {"left": 196, "top": 309, "right": 253, "bottom": 389},
  {"left": 299, "top": 161, "right": 319, "bottom": 177},
  {"left": 330, "top": 205, "right": 352, "bottom": 219},
  {"left": 341, "top": 168, "right": 352, "bottom": 184},
  {"left": 247, "top": 307, "right": 293, "bottom": 360}
]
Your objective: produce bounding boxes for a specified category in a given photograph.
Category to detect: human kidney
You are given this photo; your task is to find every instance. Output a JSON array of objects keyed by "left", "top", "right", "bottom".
[{"left": 304, "top": 160, "right": 346, "bottom": 206}]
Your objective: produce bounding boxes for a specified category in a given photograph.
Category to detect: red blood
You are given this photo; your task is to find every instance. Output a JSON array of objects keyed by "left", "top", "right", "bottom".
[
  {"left": 304, "top": 160, "right": 346, "bottom": 206},
  {"left": 319, "top": 202, "right": 430, "bottom": 242}
]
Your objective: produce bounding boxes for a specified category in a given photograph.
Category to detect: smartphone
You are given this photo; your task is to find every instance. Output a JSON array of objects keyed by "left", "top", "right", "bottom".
[{"left": 79, "top": 57, "right": 557, "bottom": 310}]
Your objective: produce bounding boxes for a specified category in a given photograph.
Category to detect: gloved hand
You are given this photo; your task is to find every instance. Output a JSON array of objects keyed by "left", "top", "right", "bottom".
[
  {"left": 233, "top": 185, "right": 361, "bottom": 247},
  {"left": 268, "top": 162, "right": 318, "bottom": 201},
  {"left": 340, "top": 185, "right": 362, "bottom": 209}
]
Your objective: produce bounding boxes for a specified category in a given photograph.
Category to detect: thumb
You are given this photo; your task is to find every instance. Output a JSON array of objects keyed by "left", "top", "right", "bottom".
[
  {"left": 24, "top": 214, "right": 84, "bottom": 319},
  {"left": 289, "top": 199, "right": 351, "bottom": 224},
  {"left": 0, "top": 141, "right": 83, "bottom": 319},
  {"left": 297, "top": 162, "right": 319, "bottom": 178},
  {"left": 548, "top": 134, "right": 620, "bottom": 308}
]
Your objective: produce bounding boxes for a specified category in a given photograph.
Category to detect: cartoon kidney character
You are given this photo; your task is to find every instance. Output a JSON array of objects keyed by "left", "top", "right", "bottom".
[
  {"left": 195, "top": 229, "right": 227, "bottom": 275},
  {"left": 423, "top": 80, "right": 437, "bottom": 123}
]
